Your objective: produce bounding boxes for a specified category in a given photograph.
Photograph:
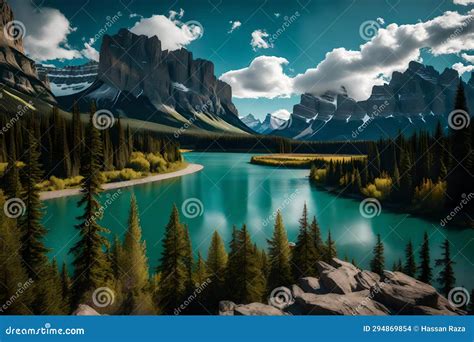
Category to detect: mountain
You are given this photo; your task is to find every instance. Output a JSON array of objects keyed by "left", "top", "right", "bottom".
[
  {"left": 275, "top": 61, "right": 474, "bottom": 140},
  {"left": 240, "top": 112, "right": 289, "bottom": 134},
  {"left": 0, "top": 0, "right": 55, "bottom": 104},
  {"left": 240, "top": 114, "right": 261, "bottom": 131},
  {"left": 37, "top": 61, "right": 98, "bottom": 96},
  {"left": 58, "top": 29, "right": 250, "bottom": 134}
]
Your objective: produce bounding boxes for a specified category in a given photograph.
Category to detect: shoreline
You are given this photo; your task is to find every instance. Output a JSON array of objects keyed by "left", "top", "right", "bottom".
[{"left": 40, "top": 163, "right": 204, "bottom": 201}]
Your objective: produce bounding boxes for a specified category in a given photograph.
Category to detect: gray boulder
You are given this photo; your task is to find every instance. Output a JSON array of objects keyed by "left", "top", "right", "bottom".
[
  {"left": 234, "top": 303, "right": 286, "bottom": 316},
  {"left": 219, "top": 301, "right": 236, "bottom": 316},
  {"left": 355, "top": 271, "right": 381, "bottom": 291},
  {"left": 294, "top": 290, "right": 390, "bottom": 315},
  {"left": 298, "top": 277, "right": 323, "bottom": 294},
  {"left": 316, "top": 260, "right": 359, "bottom": 294},
  {"left": 371, "top": 271, "right": 439, "bottom": 313}
]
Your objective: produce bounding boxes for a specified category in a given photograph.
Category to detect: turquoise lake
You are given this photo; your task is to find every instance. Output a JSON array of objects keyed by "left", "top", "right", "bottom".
[{"left": 43, "top": 152, "right": 473, "bottom": 288}]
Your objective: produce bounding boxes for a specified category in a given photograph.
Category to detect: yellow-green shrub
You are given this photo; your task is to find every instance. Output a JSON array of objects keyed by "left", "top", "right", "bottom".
[
  {"left": 413, "top": 179, "right": 446, "bottom": 213},
  {"left": 362, "top": 176, "right": 392, "bottom": 200}
]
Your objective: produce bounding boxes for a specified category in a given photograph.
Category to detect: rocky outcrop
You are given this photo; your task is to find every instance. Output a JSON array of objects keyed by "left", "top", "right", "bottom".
[
  {"left": 220, "top": 258, "right": 465, "bottom": 316},
  {"left": 0, "top": 0, "right": 55, "bottom": 104}
]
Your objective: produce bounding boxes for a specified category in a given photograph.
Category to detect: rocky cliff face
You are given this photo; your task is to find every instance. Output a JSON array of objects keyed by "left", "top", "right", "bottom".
[
  {"left": 220, "top": 258, "right": 466, "bottom": 316},
  {"left": 59, "top": 28, "right": 247, "bottom": 133},
  {"left": 0, "top": 0, "right": 55, "bottom": 103},
  {"left": 37, "top": 61, "right": 98, "bottom": 96},
  {"left": 97, "top": 29, "right": 238, "bottom": 118},
  {"left": 277, "top": 61, "right": 473, "bottom": 140}
]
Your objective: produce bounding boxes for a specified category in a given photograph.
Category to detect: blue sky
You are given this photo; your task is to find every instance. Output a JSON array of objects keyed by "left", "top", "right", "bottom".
[{"left": 10, "top": 0, "right": 474, "bottom": 120}]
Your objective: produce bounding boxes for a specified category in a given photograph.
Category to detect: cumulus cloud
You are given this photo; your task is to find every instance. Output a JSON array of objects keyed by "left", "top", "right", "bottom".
[
  {"left": 81, "top": 40, "right": 99, "bottom": 61},
  {"left": 461, "top": 53, "right": 474, "bottom": 63},
  {"left": 219, "top": 56, "right": 293, "bottom": 98},
  {"left": 10, "top": 0, "right": 81, "bottom": 62},
  {"left": 452, "top": 62, "right": 474, "bottom": 75},
  {"left": 228, "top": 20, "right": 242, "bottom": 33},
  {"left": 271, "top": 109, "right": 291, "bottom": 120},
  {"left": 223, "top": 10, "right": 474, "bottom": 101},
  {"left": 250, "top": 29, "right": 273, "bottom": 51},
  {"left": 453, "top": 0, "right": 474, "bottom": 5},
  {"left": 130, "top": 9, "right": 203, "bottom": 51}
]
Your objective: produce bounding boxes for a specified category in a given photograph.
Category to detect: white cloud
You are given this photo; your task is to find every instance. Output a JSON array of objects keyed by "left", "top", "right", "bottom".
[
  {"left": 219, "top": 56, "right": 293, "bottom": 99},
  {"left": 274, "top": 13, "right": 281, "bottom": 18},
  {"left": 461, "top": 53, "right": 474, "bottom": 63},
  {"left": 271, "top": 109, "right": 291, "bottom": 120},
  {"left": 452, "top": 62, "right": 474, "bottom": 75},
  {"left": 453, "top": 0, "right": 474, "bottom": 5},
  {"left": 81, "top": 40, "right": 99, "bottom": 61},
  {"left": 228, "top": 20, "right": 241, "bottom": 33},
  {"left": 130, "top": 10, "right": 203, "bottom": 51},
  {"left": 376, "top": 17, "right": 385, "bottom": 25},
  {"left": 129, "top": 13, "right": 142, "bottom": 19},
  {"left": 250, "top": 29, "right": 273, "bottom": 51},
  {"left": 224, "top": 10, "right": 474, "bottom": 101},
  {"left": 10, "top": 0, "right": 81, "bottom": 62}
]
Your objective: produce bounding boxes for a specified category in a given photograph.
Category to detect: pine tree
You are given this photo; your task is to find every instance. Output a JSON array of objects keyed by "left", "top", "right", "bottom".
[
  {"left": 267, "top": 211, "right": 293, "bottom": 290},
  {"left": 205, "top": 231, "right": 228, "bottom": 309},
  {"left": 61, "top": 263, "right": 71, "bottom": 313},
  {"left": 69, "top": 112, "right": 110, "bottom": 306},
  {"left": 435, "top": 239, "right": 456, "bottom": 297},
  {"left": 183, "top": 225, "right": 194, "bottom": 292},
  {"left": 0, "top": 192, "right": 32, "bottom": 314},
  {"left": 157, "top": 205, "right": 187, "bottom": 314},
  {"left": 234, "top": 225, "right": 265, "bottom": 303},
  {"left": 324, "top": 230, "right": 337, "bottom": 263},
  {"left": 370, "top": 234, "right": 385, "bottom": 276},
  {"left": 120, "top": 194, "right": 153, "bottom": 314},
  {"left": 418, "top": 232, "right": 432, "bottom": 284},
  {"left": 291, "top": 204, "right": 318, "bottom": 279},
  {"left": 310, "top": 215, "right": 326, "bottom": 260},
  {"left": 398, "top": 147, "right": 413, "bottom": 202},
  {"left": 19, "top": 132, "right": 49, "bottom": 278},
  {"left": 225, "top": 225, "right": 240, "bottom": 300},
  {"left": 404, "top": 240, "right": 417, "bottom": 277},
  {"left": 193, "top": 252, "right": 207, "bottom": 285},
  {"left": 3, "top": 160, "right": 22, "bottom": 200}
]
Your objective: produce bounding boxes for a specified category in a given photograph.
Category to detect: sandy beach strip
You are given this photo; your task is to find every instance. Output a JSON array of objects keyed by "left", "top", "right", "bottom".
[{"left": 40, "top": 163, "right": 204, "bottom": 201}]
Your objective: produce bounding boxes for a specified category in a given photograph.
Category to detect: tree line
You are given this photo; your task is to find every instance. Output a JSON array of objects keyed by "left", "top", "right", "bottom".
[
  {"left": 0, "top": 104, "right": 181, "bottom": 182},
  {"left": 310, "top": 82, "right": 473, "bottom": 225}
]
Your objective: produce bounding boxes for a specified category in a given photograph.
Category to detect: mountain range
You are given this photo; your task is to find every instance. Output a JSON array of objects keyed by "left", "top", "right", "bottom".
[{"left": 0, "top": 0, "right": 472, "bottom": 141}]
